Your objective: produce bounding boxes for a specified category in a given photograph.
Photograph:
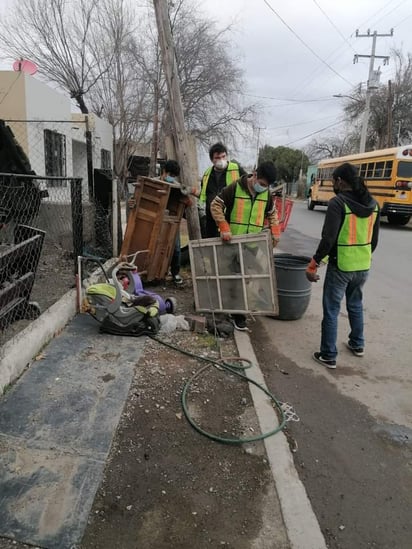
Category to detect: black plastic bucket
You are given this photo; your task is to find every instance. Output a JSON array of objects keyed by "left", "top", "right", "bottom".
[{"left": 273, "top": 254, "right": 312, "bottom": 320}]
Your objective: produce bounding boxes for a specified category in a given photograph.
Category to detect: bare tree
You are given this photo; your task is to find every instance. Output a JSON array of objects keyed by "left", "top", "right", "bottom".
[
  {"left": 88, "top": 0, "right": 153, "bottom": 182},
  {"left": 305, "top": 133, "right": 359, "bottom": 162},
  {"left": 131, "top": 0, "right": 258, "bottom": 154},
  {"left": 171, "top": 1, "right": 257, "bottom": 144},
  {"left": 0, "top": 0, "right": 112, "bottom": 113}
]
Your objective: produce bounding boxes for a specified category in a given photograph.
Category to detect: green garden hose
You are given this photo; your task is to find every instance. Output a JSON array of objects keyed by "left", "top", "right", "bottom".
[{"left": 151, "top": 336, "right": 286, "bottom": 445}]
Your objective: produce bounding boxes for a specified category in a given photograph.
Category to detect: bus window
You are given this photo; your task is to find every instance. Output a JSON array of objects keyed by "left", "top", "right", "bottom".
[
  {"left": 397, "top": 161, "right": 412, "bottom": 178},
  {"left": 384, "top": 161, "right": 393, "bottom": 178},
  {"left": 374, "top": 161, "right": 384, "bottom": 178},
  {"left": 366, "top": 163, "right": 374, "bottom": 178},
  {"left": 359, "top": 163, "right": 367, "bottom": 177}
]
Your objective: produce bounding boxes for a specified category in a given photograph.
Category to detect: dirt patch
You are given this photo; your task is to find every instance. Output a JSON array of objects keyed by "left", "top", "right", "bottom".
[{"left": 78, "top": 272, "right": 288, "bottom": 549}]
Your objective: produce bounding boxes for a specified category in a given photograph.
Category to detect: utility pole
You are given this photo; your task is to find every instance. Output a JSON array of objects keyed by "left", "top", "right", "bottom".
[
  {"left": 153, "top": 0, "right": 201, "bottom": 239},
  {"left": 255, "top": 127, "right": 261, "bottom": 169},
  {"left": 354, "top": 29, "right": 393, "bottom": 153},
  {"left": 387, "top": 79, "right": 393, "bottom": 148}
]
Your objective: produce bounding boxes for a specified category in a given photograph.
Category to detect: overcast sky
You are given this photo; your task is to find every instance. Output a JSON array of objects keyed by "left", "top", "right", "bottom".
[
  {"left": 0, "top": 0, "right": 411, "bottom": 167},
  {"left": 198, "top": 0, "right": 412, "bottom": 165}
]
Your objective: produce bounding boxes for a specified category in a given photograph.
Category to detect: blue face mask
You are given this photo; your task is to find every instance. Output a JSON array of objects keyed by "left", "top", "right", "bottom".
[
  {"left": 165, "top": 175, "right": 175, "bottom": 183},
  {"left": 253, "top": 182, "right": 267, "bottom": 194}
]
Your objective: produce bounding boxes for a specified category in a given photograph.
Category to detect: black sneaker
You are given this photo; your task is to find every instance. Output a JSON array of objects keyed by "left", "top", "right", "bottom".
[
  {"left": 173, "top": 274, "right": 183, "bottom": 285},
  {"left": 345, "top": 342, "right": 364, "bottom": 357},
  {"left": 312, "top": 352, "right": 336, "bottom": 369},
  {"left": 229, "top": 314, "right": 248, "bottom": 331}
]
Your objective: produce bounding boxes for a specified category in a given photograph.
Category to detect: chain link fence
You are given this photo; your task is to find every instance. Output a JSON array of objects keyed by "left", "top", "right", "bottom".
[{"left": 0, "top": 119, "right": 116, "bottom": 345}]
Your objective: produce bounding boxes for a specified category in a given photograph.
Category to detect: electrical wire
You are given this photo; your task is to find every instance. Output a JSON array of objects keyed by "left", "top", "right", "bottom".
[
  {"left": 367, "top": 0, "right": 408, "bottom": 28},
  {"left": 285, "top": 118, "right": 346, "bottom": 146},
  {"left": 392, "top": 11, "right": 412, "bottom": 29},
  {"left": 287, "top": 0, "right": 401, "bottom": 102},
  {"left": 262, "top": 0, "right": 354, "bottom": 88},
  {"left": 242, "top": 92, "right": 338, "bottom": 103},
  {"left": 266, "top": 114, "right": 339, "bottom": 131},
  {"left": 312, "top": 0, "right": 356, "bottom": 53}
]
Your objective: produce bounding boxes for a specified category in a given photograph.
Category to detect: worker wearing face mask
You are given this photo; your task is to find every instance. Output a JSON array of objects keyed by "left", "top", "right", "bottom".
[
  {"left": 197, "top": 142, "right": 246, "bottom": 238},
  {"left": 210, "top": 161, "right": 280, "bottom": 330}
]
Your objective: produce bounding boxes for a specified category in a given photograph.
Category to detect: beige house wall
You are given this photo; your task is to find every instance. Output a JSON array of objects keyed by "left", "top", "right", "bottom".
[{"left": 0, "top": 72, "right": 29, "bottom": 154}]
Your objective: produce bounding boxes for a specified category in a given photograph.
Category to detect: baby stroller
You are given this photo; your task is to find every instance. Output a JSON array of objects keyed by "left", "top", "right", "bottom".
[
  {"left": 82, "top": 261, "right": 161, "bottom": 337},
  {"left": 117, "top": 268, "right": 177, "bottom": 315}
]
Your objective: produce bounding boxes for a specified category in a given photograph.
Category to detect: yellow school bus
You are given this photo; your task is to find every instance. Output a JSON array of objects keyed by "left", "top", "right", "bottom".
[{"left": 308, "top": 145, "right": 412, "bottom": 225}]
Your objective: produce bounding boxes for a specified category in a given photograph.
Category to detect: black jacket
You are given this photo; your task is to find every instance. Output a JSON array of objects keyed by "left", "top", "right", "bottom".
[{"left": 313, "top": 191, "right": 380, "bottom": 266}]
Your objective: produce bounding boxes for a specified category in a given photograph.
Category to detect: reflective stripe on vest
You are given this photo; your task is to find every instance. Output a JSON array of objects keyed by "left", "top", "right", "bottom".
[
  {"left": 230, "top": 183, "right": 268, "bottom": 235},
  {"left": 337, "top": 203, "right": 378, "bottom": 271},
  {"left": 199, "top": 161, "right": 240, "bottom": 203}
]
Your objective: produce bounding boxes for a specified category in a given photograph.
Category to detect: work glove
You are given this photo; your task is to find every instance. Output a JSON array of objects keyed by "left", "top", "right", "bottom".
[
  {"left": 270, "top": 225, "right": 281, "bottom": 248},
  {"left": 218, "top": 220, "right": 232, "bottom": 242},
  {"left": 181, "top": 196, "right": 193, "bottom": 207},
  {"left": 306, "top": 258, "right": 320, "bottom": 282},
  {"left": 272, "top": 235, "right": 280, "bottom": 248}
]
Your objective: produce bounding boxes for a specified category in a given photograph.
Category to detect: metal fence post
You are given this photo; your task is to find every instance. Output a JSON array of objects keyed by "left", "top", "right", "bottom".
[
  {"left": 112, "top": 176, "right": 119, "bottom": 257},
  {"left": 71, "top": 178, "right": 83, "bottom": 274},
  {"left": 85, "top": 115, "right": 94, "bottom": 199}
]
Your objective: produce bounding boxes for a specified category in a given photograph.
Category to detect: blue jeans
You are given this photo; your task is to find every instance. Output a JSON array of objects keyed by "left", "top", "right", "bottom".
[
  {"left": 321, "top": 264, "right": 369, "bottom": 359},
  {"left": 170, "top": 232, "right": 181, "bottom": 277}
]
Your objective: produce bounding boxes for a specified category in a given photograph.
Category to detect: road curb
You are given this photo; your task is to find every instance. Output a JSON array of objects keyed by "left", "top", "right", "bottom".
[{"left": 234, "top": 330, "right": 327, "bottom": 549}]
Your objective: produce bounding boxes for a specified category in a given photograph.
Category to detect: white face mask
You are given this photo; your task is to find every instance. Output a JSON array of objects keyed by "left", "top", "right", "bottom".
[{"left": 214, "top": 159, "right": 228, "bottom": 170}]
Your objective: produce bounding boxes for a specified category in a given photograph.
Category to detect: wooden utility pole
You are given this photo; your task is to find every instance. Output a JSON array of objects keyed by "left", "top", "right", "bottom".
[
  {"left": 387, "top": 79, "right": 393, "bottom": 148},
  {"left": 153, "top": 0, "right": 201, "bottom": 239}
]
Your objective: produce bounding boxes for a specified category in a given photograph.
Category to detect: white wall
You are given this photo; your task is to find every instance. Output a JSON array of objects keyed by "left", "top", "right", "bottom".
[{"left": 25, "top": 75, "right": 71, "bottom": 121}]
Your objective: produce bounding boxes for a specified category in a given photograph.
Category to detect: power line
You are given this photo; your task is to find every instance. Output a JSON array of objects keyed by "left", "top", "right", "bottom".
[
  {"left": 393, "top": 11, "right": 412, "bottom": 28},
  {"left": 266, "top": 114, "right": 338, "bottom": 131},
  {"left": 243, "top": 92, "right": 337, "bottom": 103},
  {"left": 289, "top": 0, "right": 401, "bottom": 98},
  {"left": 263, "top": 0, "right": 355, "bottom": 88},
  {"left": 284, "top": 119, "right": 346, "bottom": 146},
  {"left": 368, "top": 0, "right": 408, "bottom": 28},
  {"left": 312, "top": 0, "right": 355, "bottom": 53}
]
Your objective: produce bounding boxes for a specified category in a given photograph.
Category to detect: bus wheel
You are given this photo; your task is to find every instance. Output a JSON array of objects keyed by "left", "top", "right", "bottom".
[
  {"left": 387, "top": 214, "right": 411, "bottom": 226},
  {"left": 307, "top": 195, "right": 316, "bottom": 210}
]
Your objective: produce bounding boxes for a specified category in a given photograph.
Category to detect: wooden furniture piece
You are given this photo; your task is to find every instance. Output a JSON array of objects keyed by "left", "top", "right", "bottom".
[{"left": 120, "top": 176, "right": 185, "bottom": 281}]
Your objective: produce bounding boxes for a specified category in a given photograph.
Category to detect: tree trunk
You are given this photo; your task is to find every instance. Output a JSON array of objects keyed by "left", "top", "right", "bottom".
[{"left": 73, "top": 92, "right": 89, "bottom": 114}]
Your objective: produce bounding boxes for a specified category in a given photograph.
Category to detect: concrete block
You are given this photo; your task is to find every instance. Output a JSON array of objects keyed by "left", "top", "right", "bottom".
[{"left": 184, "top": 314, "right": 207, "bottom": 333}]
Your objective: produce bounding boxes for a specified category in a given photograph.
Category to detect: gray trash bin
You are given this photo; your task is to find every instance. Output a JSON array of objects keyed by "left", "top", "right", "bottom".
[{"left": 273, "top": 254, "right": 312, "bottom": 320}]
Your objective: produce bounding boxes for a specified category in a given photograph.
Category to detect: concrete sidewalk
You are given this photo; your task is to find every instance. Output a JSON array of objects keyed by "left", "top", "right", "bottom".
[{"left": 0, "top": 315, "right": 145, "bottom": 549}]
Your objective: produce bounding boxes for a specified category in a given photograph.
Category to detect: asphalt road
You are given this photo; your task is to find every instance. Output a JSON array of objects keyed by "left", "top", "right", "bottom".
[
  {"left": 273, "top": 199, "right": 412, "bottom": 428},
  {"left": 251, "top": 200, "right": 412, "bottom": 549}
]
